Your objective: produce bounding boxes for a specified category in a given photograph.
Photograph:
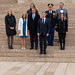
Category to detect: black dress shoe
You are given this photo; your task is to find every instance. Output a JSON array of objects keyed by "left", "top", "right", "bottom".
[
  {"left": 35, "top": 47, "right": 38, "bottom": 50},
  {"left": 62, "top": 47, "right": 65, "bottom": 50},
  {"left": 44, "top": 52, "right": 47, "bottom": 55},
  {"left": 50, "top": 44, "right": 54, "bottom": 46},
  {"left": 30, "top": 48, "right": 33, "bottom": 50},
  {"left": 10, "top": 46, "right": 13, "bottom": 49},
  {"left": 47, "top": 44, "right": 51, "bottom": 46}
]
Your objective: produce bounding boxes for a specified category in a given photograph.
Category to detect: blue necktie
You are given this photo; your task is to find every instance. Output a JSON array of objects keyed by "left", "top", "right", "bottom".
[
  {"left": 42, "top": 19, "right": 44, "bottom": 24},
  {"left": 32, "top": 14, "right": 35, "bottom": 20}
]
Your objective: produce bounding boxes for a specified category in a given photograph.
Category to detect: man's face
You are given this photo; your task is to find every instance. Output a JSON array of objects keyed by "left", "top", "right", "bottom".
[
  {"left": 49, "top": 7, "right": 53, "bottom": 11},
  {"left": 60, "top": 3, "right": 64, "bottom": 8},
  {"left": 32, "top": 9, "right": 36, "bottom": 14},
  {"left": 42, "top": 13, "right": 46, "bottom": 18}
]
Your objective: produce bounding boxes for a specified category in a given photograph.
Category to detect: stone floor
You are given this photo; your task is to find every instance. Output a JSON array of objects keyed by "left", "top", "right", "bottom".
[{"left": 0, "top": 62, "right": 74, "bottom": 75}]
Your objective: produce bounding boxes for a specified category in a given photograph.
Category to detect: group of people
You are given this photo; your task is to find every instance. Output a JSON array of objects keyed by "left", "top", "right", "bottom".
[{"left": 5, "top": 2, "right": 68, "bottom": 54}]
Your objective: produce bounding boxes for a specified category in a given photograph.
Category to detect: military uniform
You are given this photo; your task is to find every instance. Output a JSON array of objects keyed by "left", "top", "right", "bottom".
[{"left": 45, "top": 3, "right": 57, "bottom": 46}]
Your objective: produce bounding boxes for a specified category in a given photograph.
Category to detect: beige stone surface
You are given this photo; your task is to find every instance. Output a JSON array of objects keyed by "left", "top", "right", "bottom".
[{"left": 0, "top": 62, "right": 73, "bottom": 75}]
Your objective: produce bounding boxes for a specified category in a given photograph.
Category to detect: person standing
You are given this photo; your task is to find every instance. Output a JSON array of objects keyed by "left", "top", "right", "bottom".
[
  {"left": 45, "top": 3, "right": 56, "bottom": 46},
  {"left": 27, "top": 3, "right": 38, "bottom": 16},
  {"left": 5, "top": 9, "right": 16, "bottom": 49},
  {"left": 56, "top": 2, "right": 68, "bottom": 43},
  {"left": 27, "top": 3, "right": 39, "bottom": 42},
  {"left": 18, "top": 13, "right": 28, "bottom": 49},
  {"left": 56, "top": 2, "right": 68, "bottom": 21},
  {"left": 57, "top": 13, "right": 68, "bottom": 50},
  {"left": 37, "top": 12, "right": 50, "bottom": 54},
  {"left": 28, "top": 8, "right": 40, "bottom": 50}
]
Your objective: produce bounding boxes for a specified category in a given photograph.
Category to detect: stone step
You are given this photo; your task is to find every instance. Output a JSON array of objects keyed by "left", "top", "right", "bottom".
[
  {"left": 0, "top": 42, "right": 75, "bottom": 49},
  {"left": 0, "top": 57, "right": 75, "bottom": 62},
  {"left": 0, "top": 46, "right": 75, "bottom": 52},
  {"left": 0, "top": 46, "right": 75, "bottom": 58}
]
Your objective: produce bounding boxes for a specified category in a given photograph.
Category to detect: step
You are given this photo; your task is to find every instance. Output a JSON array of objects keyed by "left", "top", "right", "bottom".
[{"left": 0, "top": 46, "right": 75, "bottom": 62}]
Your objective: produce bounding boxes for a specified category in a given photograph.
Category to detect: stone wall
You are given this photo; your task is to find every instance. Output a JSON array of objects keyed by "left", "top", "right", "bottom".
[
  {"left": 18, "top": 0, "right": 75, "bottom": 3},
  {"left": 0, "top": 0, "right": 17, "bottom": 3},
  {"left": 0, "top": 0, "right": 75, "bottom": 4}
]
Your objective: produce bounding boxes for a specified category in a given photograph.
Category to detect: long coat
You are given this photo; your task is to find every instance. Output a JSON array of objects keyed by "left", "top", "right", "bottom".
[
  {"left": 28, "top": 13, "right": 40, "bottom": 35},
  {"left": 18, "top": 18, "right": 28, "bottom": 36},
  {"left": 57, "top": 19, "right": 68, "bottom": 34},
  {"left": 5, "top": 14, "right": 16, "bottom": 36}
]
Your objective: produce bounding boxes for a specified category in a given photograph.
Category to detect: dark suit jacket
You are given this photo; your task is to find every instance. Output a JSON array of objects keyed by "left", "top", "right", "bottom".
[
  {"left": 56, "top": 8, "right": 68, "bottom": 22},
  {"left": 28, "top": 13, "right": 40, "bottom": 35},
  {"left": 37, "top": 18, "right": 50, "bottom": 36},
  {"left": 45, "top": 10, "right": 56, "bottom": 28}
]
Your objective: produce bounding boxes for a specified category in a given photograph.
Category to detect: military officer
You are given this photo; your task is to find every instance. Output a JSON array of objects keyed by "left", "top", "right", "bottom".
[{"left": 45, "top": 3, "right": 57, "bottom": 46}]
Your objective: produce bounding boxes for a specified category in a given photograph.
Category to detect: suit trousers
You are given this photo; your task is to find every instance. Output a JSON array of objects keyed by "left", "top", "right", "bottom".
[
  {"left": 40, "top": 34, "right": 47, "bottom": 53},
  {"left": 47, "top": 27, "right": 55, "bottom": 45},
  {"left": 30, "top": 35, "right": 38, "bottom": 48}
]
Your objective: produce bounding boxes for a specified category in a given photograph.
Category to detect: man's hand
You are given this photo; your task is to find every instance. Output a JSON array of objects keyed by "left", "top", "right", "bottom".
[
  {"left": 37, "top": 33, "right": 40, "bottom": 37},
  {"left": 28, "top": 30, "right": 30, "bottom": 32},
  {"left": 55, "top": 26, "right": 57, "bottom": 28},
  {"left": 10, "top": 27, "right": 14, "bottom": 30},
  {"left": 66, "top": 32, "right": 68, "bottom": 34},
  {"left": 18, "top": 30, "right": 21, "bottom": 34},
  {"left": 46, "top": 33, "right": 49, "bottom": 37}
]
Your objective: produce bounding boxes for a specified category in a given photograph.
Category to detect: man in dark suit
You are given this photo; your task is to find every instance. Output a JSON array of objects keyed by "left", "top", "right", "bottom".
[
  {"left": 37, "top": 12, "right": 50, "bottom": 54},
  {"left": 27, "top": 3, "right": 39, "bottom": 43},
  {"left": 45, "top": 3, "right": 56, "bottom": 46},
  {"left": 28, "top": 8, "right": 40, "bottom": 50},
  {"left": 56, "top": 2, "right": 68, "bottom": 21}
]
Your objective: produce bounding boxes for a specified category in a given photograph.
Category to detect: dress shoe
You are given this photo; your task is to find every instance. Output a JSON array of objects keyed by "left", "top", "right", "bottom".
[
  {"left": 47, "top": 44, "right": 51, "bottom": 46},
  {"left": 30, "top": 48, "right": 33, "bottom": 50},
  {"left": 35, "top": 47, "right": 38, "bottom": 50},
  {"left": 50, "top": 44, "right": 54, "bottom": 46},
  {"left": 10, "top": 46, "right": 13, "bottom": 49},
  {"left": 44, "top": 52, "right": 47, "bottom": 55}
]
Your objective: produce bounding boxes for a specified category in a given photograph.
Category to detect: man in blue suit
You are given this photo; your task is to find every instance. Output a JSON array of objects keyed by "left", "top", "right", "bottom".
[{"left": 37, "top": 12, "right": 50, "bottom": 54}]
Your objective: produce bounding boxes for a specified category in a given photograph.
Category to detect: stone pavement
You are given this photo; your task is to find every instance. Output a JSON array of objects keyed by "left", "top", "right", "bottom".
[{"left": 0, "top": 62, "right": 74, "bottom": 75}]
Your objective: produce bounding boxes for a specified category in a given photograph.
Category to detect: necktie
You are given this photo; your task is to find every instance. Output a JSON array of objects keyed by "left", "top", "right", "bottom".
[
  {"left": 32, "top": 14, "right": 35, "bottom": 20},
  {"left": 49, "top": 11, "right": 52, "bottom": 13},
  {"left": 42, "top": 19, "right": 44, "bottom": 24}
]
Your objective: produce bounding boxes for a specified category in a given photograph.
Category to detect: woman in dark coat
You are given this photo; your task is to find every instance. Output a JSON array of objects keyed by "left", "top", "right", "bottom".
[
  {"left": 57, "top": 13, "right": 68, "bottom": 50},
  {"left": 5, "top": 9, "right": 16, "bottom": 49}
]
